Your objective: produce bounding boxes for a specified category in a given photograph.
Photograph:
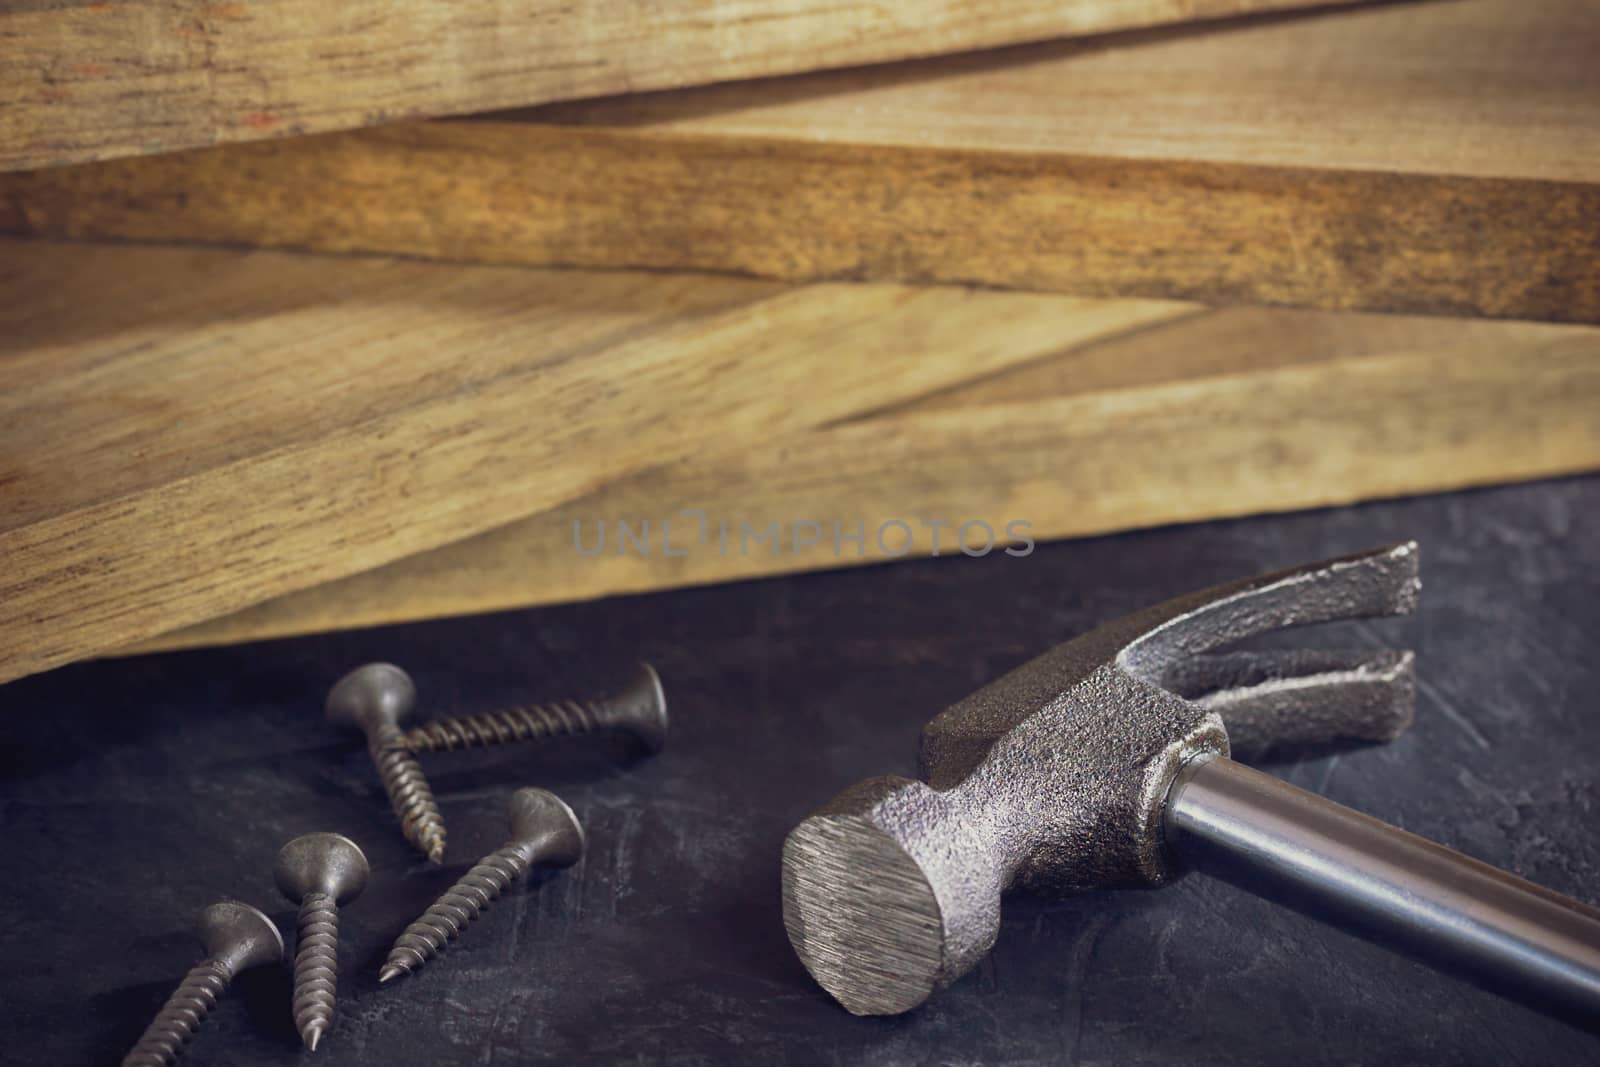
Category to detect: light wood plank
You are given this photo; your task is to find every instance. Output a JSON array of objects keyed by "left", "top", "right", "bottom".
[
  {"left": 528, "top": 0, "right": 1600, "bottom": 184},
  {"left": 0, "top": 0, "right": 1339, "bottom": 171},
  {"left": 131, "top": 307, "right": 1600, "bottom": 653},
  {"left": 5, "top": 0, "right": 1596, "bottom": 322},
  {"left": 0, "top": 239, "right": 1162, "bottom": 683}
]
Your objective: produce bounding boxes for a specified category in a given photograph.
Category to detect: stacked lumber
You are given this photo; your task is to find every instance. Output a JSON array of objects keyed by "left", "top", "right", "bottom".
[
  {"left": 2, "top": 0, "right": 1596, "bottom": 684},
  {"left": 3, "top": 0, "right": 1596, "bottom": 321},
  {"left": 3, "top": 238, "right": 1593, "bottom": 675},
  {"left": 132, "top": 302, "right": 1600, "bottom": 653},
  {"left": 0, "top": 0, "right": 1344, "bottom": 170},
  {"left": 0, "top": 238, "right": 1158, "bottom": 682}
]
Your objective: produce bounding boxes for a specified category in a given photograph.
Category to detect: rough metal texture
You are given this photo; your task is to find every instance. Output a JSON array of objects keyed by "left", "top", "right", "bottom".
[
  {"left": 274, "top": 833, "right": 369, "bottom": 1052},
  {"left": 380, "top": 788, "right": 585, "bottom": 984},
  {"left": 122, "top": 902, "right": 283, "bottom": 1066},
  {"left": 784, "top": 544, "right": 1420, "bottom": 1015},
  {"left": 326, "top": 664, "right": 448, "bottom": 863},
  {"left": 6, "top": 479, "right": 1598, "bottom": 1065},
  {"left": 397, "top": 662, "right": 668, "bottom": 755},
  {"left": 1166, "top": 649, "right": 1415, "bottom": 762}
]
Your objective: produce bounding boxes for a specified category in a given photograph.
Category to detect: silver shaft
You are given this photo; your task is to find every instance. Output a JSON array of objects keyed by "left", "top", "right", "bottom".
[{"left": 1166, "top": 755, "right": 1600, "bottom": 1023}]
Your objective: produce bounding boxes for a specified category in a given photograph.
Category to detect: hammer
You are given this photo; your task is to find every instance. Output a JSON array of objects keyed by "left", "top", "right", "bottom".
[{"left": 782, "top": 544, "right": 1600, "bottom": 1021}]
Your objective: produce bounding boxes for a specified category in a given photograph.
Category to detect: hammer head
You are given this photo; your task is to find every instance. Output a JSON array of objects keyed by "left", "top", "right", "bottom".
[{"left": 782, "top": 544, "right": 1419, "bottom": 1016}]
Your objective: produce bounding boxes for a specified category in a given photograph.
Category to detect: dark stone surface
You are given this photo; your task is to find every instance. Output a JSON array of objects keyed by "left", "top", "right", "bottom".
[{"left": 2, "top": 478, "right": 1598, "bottom": 1065}]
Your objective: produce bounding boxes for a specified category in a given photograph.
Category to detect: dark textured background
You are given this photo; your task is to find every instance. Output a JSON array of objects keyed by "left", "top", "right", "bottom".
[{"left": 3, "top": 478, "right": 1598, "bottom": 1065}]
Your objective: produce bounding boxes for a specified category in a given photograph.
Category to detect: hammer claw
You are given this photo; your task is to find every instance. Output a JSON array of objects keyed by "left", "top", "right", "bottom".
[
  {"left": 1167, "top": 649, "right": 1416, "bottom": 761},
  {"left": 1119, "top": 541, "right": 1420, "bottom": 678}
]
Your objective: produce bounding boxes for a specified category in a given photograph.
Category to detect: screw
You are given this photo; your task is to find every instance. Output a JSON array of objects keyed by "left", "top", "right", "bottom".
[
  {"left": 396, "top": 662, "right": 669, "bottom": 756},
  {"left": 274, "top": 833, "right": 370, "bottom": 1052},
  {"left": 123, "top": 901, "right": 283, "bottom": 1067},
  {"left": 379, "top": 788, "right": 584, "bottom": 984},
  {"left": 327, "top": 663, "right": 449, "bottom": 863}
]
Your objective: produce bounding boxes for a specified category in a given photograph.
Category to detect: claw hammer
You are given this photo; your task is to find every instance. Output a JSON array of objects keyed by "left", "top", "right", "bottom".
[{"left": 782, "top": 544, "right": 1600, "bottom": 1022}]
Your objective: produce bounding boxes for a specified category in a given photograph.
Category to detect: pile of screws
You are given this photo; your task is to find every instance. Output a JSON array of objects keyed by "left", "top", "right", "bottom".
[{"left": 122, "top": 661, "right": 667, "bottom": 1065}]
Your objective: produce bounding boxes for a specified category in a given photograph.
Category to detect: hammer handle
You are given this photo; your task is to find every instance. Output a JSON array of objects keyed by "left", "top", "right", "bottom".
[{"left": 1167, "top": 756, "right": 1600, "bottom": 1026}]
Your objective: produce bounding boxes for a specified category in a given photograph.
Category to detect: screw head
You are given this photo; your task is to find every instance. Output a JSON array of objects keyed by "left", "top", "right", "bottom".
[
  {"left": 614, "top": 662, "right": 670, "bottom": 754},
  {"left": 507, "top": 788, "right": 585, "bottom": 867},
  {"left": 199, "top": 900, "right": 284, "bottom": 974},
  {"left": 275, "top": 832, "right": 371, "bottom": 904},
  {"left": 326, "top": 663, "right": 416, "bottom": 734}
]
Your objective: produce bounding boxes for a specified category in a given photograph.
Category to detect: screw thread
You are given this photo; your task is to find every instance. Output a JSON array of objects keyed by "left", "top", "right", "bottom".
[
  {"left": 371, "top": 728, "right": 447, "bottom": 863},
  {"left": 122, "top": 959, "right": 230, "bottom": 1067},
  {"left": 398, "top": 698, "right": 612, "bottom": 754},
  {"left": 291, "top": 892, "right": 341, "bottom": 1050},
  {"left": 381, "top": 845, "right": 529, "bottom": 980}
]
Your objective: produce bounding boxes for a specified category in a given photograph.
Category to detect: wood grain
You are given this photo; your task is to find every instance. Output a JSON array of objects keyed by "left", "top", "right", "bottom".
[
  {"left": 0, "top": 239, "right": 1159, "bottom": 684},
  {"left": 0, "top": 0, "right": 1341, "bottom": 172},
  {"left": 4, "top": 0, "right": 1596, "bottom": 322},
  {"left": 131, "top": 307, "right": 1600, "bottom": 653}
]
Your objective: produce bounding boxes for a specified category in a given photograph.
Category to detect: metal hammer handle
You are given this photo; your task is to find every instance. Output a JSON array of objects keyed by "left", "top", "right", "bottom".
[{"left": 1168, "top": 755, "right": 1600, "bottom": 1023}]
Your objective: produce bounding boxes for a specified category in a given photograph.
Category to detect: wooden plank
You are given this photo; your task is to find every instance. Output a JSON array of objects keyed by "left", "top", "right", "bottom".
[
  {"left": 0, "top": 239, "right": 1167, "bottom": 684},
  {"left": 5, "top": 0, "right": 1597, "bottom": 322},
  {"left": 0, "top": 0, "right": 1341, "bottom": 172},
  {"left": 129, "top": 307, "right": 1600, "bottom": 654}
]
